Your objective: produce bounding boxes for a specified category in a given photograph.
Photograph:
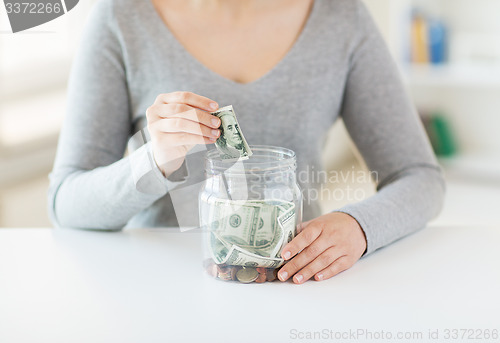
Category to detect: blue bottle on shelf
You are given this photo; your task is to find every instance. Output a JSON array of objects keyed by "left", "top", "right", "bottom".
[{"left": 428, "top": 18, "right": 447, "bottom": 65}]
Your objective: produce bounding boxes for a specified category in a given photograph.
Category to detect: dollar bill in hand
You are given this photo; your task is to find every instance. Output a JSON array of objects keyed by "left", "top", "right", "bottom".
[{"left": 211, "top": 105, "right": 252, "bottom": 160}]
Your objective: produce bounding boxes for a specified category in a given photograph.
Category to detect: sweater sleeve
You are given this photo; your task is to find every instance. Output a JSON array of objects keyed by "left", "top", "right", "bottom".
[
  {"left": 47, "top": 0, "right": 181, "bottom": 230},
  {"left": 335, "top": 1, "right": 446, "bottom": 255}
]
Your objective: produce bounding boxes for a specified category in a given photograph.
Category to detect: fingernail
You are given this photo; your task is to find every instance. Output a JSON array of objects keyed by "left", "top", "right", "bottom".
[
  {"left": 211, "top": 118, "right": 220, "bottom": 127},
  {"left": 211, "top": 130, "right": 220, "bottom": 137},
  {"left": 279, "top": 271, "right": 288, "bottom": 281},
  {"left": 317, "top": 273, "right": 324, "bottom": 281},
  {"left": 295, "top": 274, "right": 303, "bottom": 283},
  {"left": 209, "top": 137, "right": 217, "bottom": 142},
  {"left": 283, "top": 251, "right": 291, "bottom": 260},
  {"left": 210, "top": 102, "right": 218, "bottom": 110}
]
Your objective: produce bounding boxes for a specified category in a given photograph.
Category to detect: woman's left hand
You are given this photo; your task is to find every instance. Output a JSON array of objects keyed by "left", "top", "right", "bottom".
[{"left": 278, "top": 212, "right": 367, "bottom": 284}]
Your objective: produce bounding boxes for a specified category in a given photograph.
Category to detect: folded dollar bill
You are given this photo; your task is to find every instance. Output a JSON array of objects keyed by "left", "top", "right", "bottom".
[{"left": 210, "top": 105, "right": 252, "bottom": 160}]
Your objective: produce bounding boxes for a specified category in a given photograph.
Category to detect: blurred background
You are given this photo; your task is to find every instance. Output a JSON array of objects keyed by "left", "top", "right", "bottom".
[{"left": 1, "top": 0, "right": 499, "bottom": 228}]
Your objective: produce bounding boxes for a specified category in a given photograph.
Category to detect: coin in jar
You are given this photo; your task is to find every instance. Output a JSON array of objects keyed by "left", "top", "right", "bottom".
[
  {"left": 203, "top": 258, "right": 214, "bottom": 269},
  {"left": 236, "top": 267, "right": 259, "bottom": 283},
  {"left": 255, "top": 273, "right": 267, "bottom": 283},
  {"left": 206, "top": 263, "right": 218, "bottom": 278},
  {"left": 256, "top": 267, "right": 266, "bottom": 275},
  {"left": 231, "top": 266, "right": 241, "bottom": 281},
  {"left": 217, "top": 265, "right": 233, "bottom": 281},
  {"left": 265, "top": 268, "right": 277, "bottom": 282}
]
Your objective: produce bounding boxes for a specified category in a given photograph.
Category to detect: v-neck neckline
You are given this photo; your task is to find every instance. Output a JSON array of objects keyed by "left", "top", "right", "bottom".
[{"left": 145, "top": 0, "right": 319, "bottom": 87}]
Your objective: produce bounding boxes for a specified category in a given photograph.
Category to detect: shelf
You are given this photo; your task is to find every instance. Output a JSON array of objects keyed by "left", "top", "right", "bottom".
[
  {"left": 375, "top": 0, "right": 500, "bottom": 88},
  {"left": 402, "top": 64, "right": 500, "bottom": 88},
  {"left": 439, "top": 154, "right": 500, "bottom": 184}
]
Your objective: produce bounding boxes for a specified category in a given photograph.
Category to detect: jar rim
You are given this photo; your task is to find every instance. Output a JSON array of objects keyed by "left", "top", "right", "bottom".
[{"left": 205, "top": 145, "right": 296, "bottom": 173}]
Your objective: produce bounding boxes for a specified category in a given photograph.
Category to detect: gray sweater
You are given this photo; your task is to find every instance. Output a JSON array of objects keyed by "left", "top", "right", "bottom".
[{"left": 48, "top": 0, "right": 445, "bottom": 255}]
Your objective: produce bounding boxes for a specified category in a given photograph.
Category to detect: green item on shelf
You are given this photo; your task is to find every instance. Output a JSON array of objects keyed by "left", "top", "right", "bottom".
[{"left": 422, "top": 112, "right": 457, "bottom": 157}]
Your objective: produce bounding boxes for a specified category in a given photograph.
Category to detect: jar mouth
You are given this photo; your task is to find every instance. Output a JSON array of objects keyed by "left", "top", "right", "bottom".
[{"left": 205, "top": 145, "right": 296, "bottom": 173}]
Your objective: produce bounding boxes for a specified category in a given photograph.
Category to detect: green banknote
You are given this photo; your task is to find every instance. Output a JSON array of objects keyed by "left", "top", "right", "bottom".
[{"left": 211, "top": 105, "right": 252, "bottom": 160}]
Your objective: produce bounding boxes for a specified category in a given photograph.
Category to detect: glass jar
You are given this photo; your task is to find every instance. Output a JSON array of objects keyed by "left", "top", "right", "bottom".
[{"left": 199, "top": 145, "right": 302, "bottom": 283}]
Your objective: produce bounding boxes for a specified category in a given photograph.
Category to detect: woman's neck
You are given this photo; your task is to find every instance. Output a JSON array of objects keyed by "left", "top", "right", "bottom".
[{"left": 168, "top": 0, "right": 290, "bottom": 16}]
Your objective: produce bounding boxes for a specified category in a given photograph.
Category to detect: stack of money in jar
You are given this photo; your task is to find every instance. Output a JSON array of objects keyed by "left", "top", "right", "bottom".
[
  {"left": 201, "top": 197, "right": 297, "bottom": 282},
  {"left": 207, "top": 198, "right": 296, "bottom": 267}
]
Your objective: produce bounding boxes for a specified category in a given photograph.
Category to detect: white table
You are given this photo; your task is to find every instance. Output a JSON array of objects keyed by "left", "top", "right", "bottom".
[{"left": 1, "top": 226, "right": 499, "bottom": 343}]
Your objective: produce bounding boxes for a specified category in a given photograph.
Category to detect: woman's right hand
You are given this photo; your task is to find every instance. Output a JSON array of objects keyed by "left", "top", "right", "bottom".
[{"left": 146, "top": 91, "right": 221, "bottom": 178}]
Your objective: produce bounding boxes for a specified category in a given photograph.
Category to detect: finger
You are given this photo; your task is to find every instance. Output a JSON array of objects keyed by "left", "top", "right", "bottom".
[
  {"left": 148, "top": 105, "right": 221, "bottom": 129},
  {"left": 154, "top": 91, "right": 219, "bottom": 112},
  {"left": 154, "top": 132, "right": 217, "bottom": 147},
  {"left": 167, "top": 108, "right": 221, "bottom": 129},
  {"left": 314, "top": 255, "right": 351, "bottom": 281},
  {"left": 281, "top": 223, "right": 322, "bottom": 261},
  {"left": 154, "top": 117, "right": 221, "bottom": 139},
  {"left": 278, "top": 235, "right": 330, "bottom": 282},
  {"left": 297, "top": 219, "right": 312, "bottom": 234},
  {"left": 292, "top": 247, "right": 343, "bottom": 284}
]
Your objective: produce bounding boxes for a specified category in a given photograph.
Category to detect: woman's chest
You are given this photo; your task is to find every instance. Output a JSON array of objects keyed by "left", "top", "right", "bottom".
[{"left": 151, "top": 0, "right": 314, "bottom": 85}]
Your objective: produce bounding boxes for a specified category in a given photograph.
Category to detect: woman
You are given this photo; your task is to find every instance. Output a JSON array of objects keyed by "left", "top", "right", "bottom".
[{"left": 48, "top": 0, "right": 445, "bottom": 284}]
